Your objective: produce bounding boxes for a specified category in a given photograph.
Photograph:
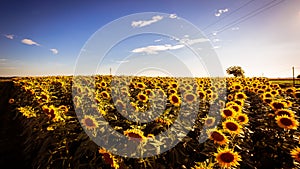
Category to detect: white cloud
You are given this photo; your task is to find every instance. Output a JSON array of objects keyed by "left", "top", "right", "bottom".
[
  {"left": 131, "top": 44, "right": 184, "bottom": 54},
  {"left": 21, "top": 38, "right": 40, "bottom": 46},
  {"left": 215, "top": 8, "right": 229, "bottom": 17},
  {"left": 131, "top": 15, "right": 163, "bottom": 28},
  {"left": 0, "top": 59, "right": 7, "bottom": 62},
  {"left": 231, "top": 27, "right": 240, "bottom": 31},
  {"left": 154, "top": 39, "right": 162, "bottom": 42},
  {"left": 212, "top": 39, "right": 221, "bottom": 42},
  {"left": 5, "top": 34, "right": 14, "bottom": 40},
  {"left": 169, "top": 14, "right": 177, "bottom": 19},
  {"left": 115, "top": 60, "right": 130, "bottom": 64},
  {"left": 50, "top": 48, "right": 59, "bottom": 54},
  {"left": 179, "top": 38, "right": 210, "bottom": 45}
]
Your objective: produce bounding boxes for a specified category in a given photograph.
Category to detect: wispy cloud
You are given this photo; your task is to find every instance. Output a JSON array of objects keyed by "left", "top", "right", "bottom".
[
  {"left": 154, "top": 39, "right": 162, "bottom": 42},
  {"left": 215, "top": 8, "right": 229, "bottom": 17},
  {"left": 131, "top": 15, "right": 163, "bottom": 28},
  {"left": 131, "top": 44, "right": 184, "bottom": 54},
  {"left": 21, "top": 38, "right": 40, "bottom": 46},
  {"left": 4, "top": 34, "right": 14, "bottom": 40},
  {"left": 179, "top": 38, "right": 210, "bottom": 45},
  {"left": 231, "top": 27, "right": 240, "bottom": 31},
  {"left": 0, "top": 59, "right": 7, "bottom": 62},
  {"left": 50, "top": 48, "right": 58, "bottom": 54},
  {"left": 115, "top": 60, "right": 130, "bottom": 64},
  {"left": 169, "top": 14, "right": 177, "bottom": 19}
]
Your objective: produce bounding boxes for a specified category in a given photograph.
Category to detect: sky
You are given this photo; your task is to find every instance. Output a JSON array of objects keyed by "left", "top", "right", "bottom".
[{"left": 0, "top": 0, "right": 300, "bottom": 78}]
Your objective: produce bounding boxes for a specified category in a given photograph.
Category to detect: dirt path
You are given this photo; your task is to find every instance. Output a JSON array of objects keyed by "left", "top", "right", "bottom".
[{"left": 0, "top": 79, "right": 29, "bottom": 168}]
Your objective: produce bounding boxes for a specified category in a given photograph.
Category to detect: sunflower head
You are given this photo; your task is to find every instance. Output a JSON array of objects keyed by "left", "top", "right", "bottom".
[
  {"left": 203, "top": 116, "right": 216, "bottom": 128},
  {"left": 235, "top": 113, "right": 249, "bottom": 125},
  {"left": 169, "top": 94, "right": 181, "bottom": 107},
  {"left": 270, "top": 100, "right": 287, "bottom": 110},
  {"left": 234, "top": 92, "right": 247, "bottom": 100},
  {"left": 207, "top": 129, "right": 228, "bottom": 145},
  {"left": 98, "top": 148, "right": 120, "bottom": 169},
  {"left": 137, "top": 93, "right": 148, "bottom": 103},
  {"left": 275, "top": 109, "right": 295, "bottom": 118},
  {"left": 221, "top": 107, "right": 236, "bottom": 118},
  {"left": 123, "top": 128, "right": 146, "bottom": 142},
  {"left": 215, "top": 147, "right": 242, "bottom": 168},
  {"left": 293, "top": 92, "right": 300, "bottom": 99},
  {"left": 183, "top": 93, "right": 197, "bottom": 104},
  {"left": 275, "top": 115, "right": 298, "bottom": 130},
  {"left": 222, "top": 118, "right": 242, "bottom": 135},
  {"left": 290, "top": 147, "right": 300, "bottom": 162},
  {"left": 81, "top": 115, "right": 99, "bottom": 130}
]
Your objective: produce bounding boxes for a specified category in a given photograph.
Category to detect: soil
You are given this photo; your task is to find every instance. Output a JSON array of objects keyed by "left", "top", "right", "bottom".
[{"left": 0, "top": 78, "right": 29, "bottom": 169}]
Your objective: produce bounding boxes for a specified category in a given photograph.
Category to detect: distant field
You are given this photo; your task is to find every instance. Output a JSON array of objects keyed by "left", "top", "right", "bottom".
[{"left": 269, "top": 78, "right": 300, "bottom": 87}]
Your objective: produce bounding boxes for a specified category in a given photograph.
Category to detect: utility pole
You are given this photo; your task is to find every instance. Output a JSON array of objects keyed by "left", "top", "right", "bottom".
[{"left": 292, "top": 66, "right": 295, "bottom": 87}]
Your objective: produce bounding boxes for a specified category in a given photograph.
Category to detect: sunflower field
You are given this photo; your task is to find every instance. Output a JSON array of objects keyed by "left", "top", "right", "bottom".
[{"left": 7, "top": 75, "right": 300, "bottom": 169}]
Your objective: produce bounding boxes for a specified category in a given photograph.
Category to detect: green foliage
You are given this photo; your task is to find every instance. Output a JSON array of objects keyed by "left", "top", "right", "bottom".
[{"left": 226, "top": 66, "right": 245, "bottom": 77}]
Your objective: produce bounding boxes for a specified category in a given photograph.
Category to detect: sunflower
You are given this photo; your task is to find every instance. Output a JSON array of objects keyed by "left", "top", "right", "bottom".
[
  {"left": 228, "top": 104, "right": 242, "bottom": 114},
  {"left": 290, "top": 147, "right": 300, "bottom": 162},
  {"left": 81, "top": 115, "right": 99, "bottom": 130},
  {"left": 99, "top": 148, "right": 120, "bottom": 169},
  {"left": 285, "top": 87, "right": 296, "bottom": 94},
  {"left": 270, "top": 100, "right": 287, "bottom": 110},
  {"left": 222, "top": 118, "right": 242, "bottom": 135},
  {"left": 232, "top": 83, "right": 243, "bottom": 91},
  {"left": 215, "top": 147, "right": 242, "bottom": 168},
  {"left": 192, "top": 161, "right": 214, "bottom": 169},
  {"left": 101, "top": 91, "right": 111, "bottom": 100},
  {"left": 221, "top": 107, "right": 236, "bottom": 118},
  {"left": 294, "top": 91, "right": 300, "bottom": 99},
  {"left": 227, "top": 94, "right": 234, "bottom": 101},
  {"left": 137, "top": 93, "right": 148, "bottom": 103},
  {"left": 235, "top": 113, "right": 249, "bottom": 125},
  {"left": 183, "top": 93, "right": 197, "bottom": 104},
  {"left": 198, "top": 90, "right": 206, "bottom": 100},
  {"left": 274, "top": 109, "right": 295, "bottom": 118},
  {"left": 169, "top": 94, "right": 181, "bottom": 107},
  {"left": 275, "top": 115, "right": 298, "bottom": 130},
  {"left": 124, "top": 128, "right": 146, "bottom": 142},
  {"left": 263, "top": 97, "right": 273, "bottom": 104},
  {"left": 233, "top": 99, "right": 244, "bottom": 107},
  {"left": 17, "top": 106, "right": 37, "bottom": 118},
  {"left": 135, "top": 82, "right": 147, "bottom": 90},
  {"left": 207, "top": 129, "right": 228, "bottom": 145},
  {"left": 234, "top": 92, "right": 247, "bottom": 100},
  {"left": 156, "top": 117, "right": 173, "bottom": 126},
  {"left": 203, "top": 116, "right": 216, "bottom": 128}
]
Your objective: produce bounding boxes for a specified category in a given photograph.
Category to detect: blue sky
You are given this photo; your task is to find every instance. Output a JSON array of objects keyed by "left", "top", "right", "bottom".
[{"left": 1, "top": 0, "right": 300, "bottom": 77}]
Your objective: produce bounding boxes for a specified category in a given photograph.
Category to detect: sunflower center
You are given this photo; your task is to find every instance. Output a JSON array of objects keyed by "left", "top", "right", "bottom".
[
  {"left": 237, "top": 94, "right": 244, "bottom": 99},
  {"left": 211, "top": 131, "right": 224, "bottom": 141},
  {"left": 220, "top": 152, "right": 235, "bottom": 163},
  {"left": 206, "top": 119, "right": 213, "bottom": 125},
  {"left": 139, "top": 95, "right": 146, "bottom": 100},
  {"left": 224, "top": 109, "right": 233, "bottom": 116},
  {"left": 273, "top": 102, "right": 284, "bottom": 109},
  {"left": 186, "top": 94, "right": 195, "bottom": 102},
  {"left": 171, "top": 96, "right": 179, "bottom": 103},
  {"left": 226, "top": 122, "right": 238, "bottom": 131},
  {"left": 238, "top": 116, "right": 245, "bottom": 122},
  {"left": 84, "top": 118, "right": 95, "bottom": 127},
  {"left": 103, "top": 153, "right": 114, "bottom": 165},
  {"left": 280, "top": 118, "right": 292, "bottom": 126}
]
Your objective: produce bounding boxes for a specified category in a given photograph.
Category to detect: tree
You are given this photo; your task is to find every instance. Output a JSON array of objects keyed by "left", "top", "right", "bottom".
[
  {"left": 297, "top": 74, "right": 300, "bottom": 78},
  {"left": 226, "top": 66, "right": 245, "bottom": 77}
]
